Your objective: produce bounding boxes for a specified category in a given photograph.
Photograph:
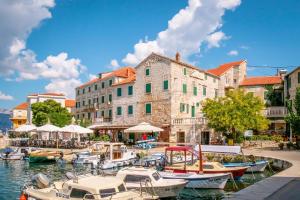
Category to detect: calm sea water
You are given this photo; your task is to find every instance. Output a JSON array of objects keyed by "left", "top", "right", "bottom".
[{"left": 0, "top": 159, "right": 275, "bottom": 200}]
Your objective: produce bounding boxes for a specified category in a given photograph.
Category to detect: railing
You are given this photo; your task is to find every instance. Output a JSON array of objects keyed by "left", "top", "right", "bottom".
[
  {"left": 263, "top": 106, "right": 287, "bottom": 118},
  {"left": 172, "top": 117, "right": 207, "bottom": 125}
]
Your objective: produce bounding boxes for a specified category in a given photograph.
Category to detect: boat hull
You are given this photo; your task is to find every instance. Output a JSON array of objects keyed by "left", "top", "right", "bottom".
[
  {"left": 29, "top": 156, "right": 56, "bottom": 163},
  {"left": 160, "top": 172, "right": 229, "bottom": 189},
  {"left": 223, "top": 161, "right": 268, "bottom": 173}
]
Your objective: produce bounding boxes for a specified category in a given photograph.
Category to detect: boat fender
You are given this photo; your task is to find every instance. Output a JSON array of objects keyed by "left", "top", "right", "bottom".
[
  {"left": 31, "top": 173, "right": 50, "bottom": 189},
  {"left": 65, "top": 172, "right": 76, "bottom": 180}
]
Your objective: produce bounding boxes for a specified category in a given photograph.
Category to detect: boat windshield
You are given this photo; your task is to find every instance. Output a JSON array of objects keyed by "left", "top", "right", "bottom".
[
  {"left": 152, "top": 172, "right": 161, "bottom": 181},
  {"left": 99, "top": 188, "right": 116, "bottom": 198}
]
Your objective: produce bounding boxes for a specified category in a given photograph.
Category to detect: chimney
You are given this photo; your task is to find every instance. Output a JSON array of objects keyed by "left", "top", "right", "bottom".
[{"left": 175, "top": 52, "right": 180, "bottom": 62}]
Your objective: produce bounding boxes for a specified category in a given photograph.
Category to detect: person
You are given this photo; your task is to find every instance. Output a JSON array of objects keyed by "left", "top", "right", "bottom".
[{"left": 142, "top": 133, "right": 147, "bottom": 140}]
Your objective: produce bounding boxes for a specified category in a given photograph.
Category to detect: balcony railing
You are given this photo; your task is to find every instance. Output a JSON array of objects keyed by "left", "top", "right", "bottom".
[
  {"left": 263, "top": 106, "right": 287, "bottom": 118},
  {"left": 172, "top": 117, "right": 207, "bottom": 125}
]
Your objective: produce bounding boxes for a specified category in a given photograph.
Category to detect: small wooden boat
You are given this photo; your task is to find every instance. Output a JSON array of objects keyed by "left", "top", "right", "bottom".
[
  {"left": 164, "top": 146, "right": 248, "bottom": 180},
  {"left": 116, "top": 167, "right": 187, "bottom": 198},
  {"left": 21, "top": 173, "right": 158, "bottom": 199},
  {"left": 223, "top": 160, "right": 268, "bottom": 172},
  {"left": 29, "top": 151, "right": 60, "bottom": 163}
]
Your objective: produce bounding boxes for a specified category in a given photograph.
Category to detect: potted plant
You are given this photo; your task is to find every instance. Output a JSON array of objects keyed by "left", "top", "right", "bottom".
[{"left": 278, "top": 142, "right": 284, "bottom": 150}]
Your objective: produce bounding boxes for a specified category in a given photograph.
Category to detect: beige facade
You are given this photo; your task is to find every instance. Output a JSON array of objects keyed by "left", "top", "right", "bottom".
[{"left": 285, "top": 67, "right": 300, "bottom": 101}]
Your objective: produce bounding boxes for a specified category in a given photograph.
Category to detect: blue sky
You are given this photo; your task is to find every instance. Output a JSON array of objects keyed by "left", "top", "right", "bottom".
[{"left": 0, "top": 0, "right": 300, "bottom": 109}]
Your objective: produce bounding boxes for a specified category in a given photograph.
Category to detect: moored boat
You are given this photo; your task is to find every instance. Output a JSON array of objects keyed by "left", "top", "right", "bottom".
[
  {"left": 29, "top": 151, "right": 60, "bottom": 163},
  {"left": 223, "top": 160, "right": 268, "bottom": 173},
  {"left": 21, "top": 172, "right": 158, "bottom": 200},
  {"left": 116, "top": 167, "right": 187, "bottom": 198}
]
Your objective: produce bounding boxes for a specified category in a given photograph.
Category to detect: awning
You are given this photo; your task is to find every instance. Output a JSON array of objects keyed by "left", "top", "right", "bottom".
[{"left": 124, "top": 122, "right": 163, "bottom": 133}]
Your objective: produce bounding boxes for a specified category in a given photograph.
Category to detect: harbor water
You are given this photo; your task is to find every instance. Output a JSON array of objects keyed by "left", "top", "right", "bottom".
[{"left": 0, "top": 159, "right": 276, "bottom": 200}]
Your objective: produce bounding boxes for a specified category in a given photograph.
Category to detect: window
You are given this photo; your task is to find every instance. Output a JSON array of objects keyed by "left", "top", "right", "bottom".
[
  {"left": 128, "top": 86, "right": 133, "bottom": 95},
  {"left": 117, "top": 106, "right": 122, "bottom": 115},
  {"left": 152, "top": 172, "right": 161, "bottom": 181},
  {"left": 88, "top": 99, "right": 91, "bottom": 105},
  {"left": 99, "top": 188, "right": 116, "bottom": 198},
  {"left": 83, "top": 88, "right": 85, "bottom": 94},
  {"left": 145, "top": 103, "right": 152, "bottom": 114},
  {"left": 101, "top": 96, "right": 105, "bottom": 103},
  {"left": 215, "top": 89, "right": 218, "bottom": 98},
  {"left": 95, "top": 111, "right": 98, "bottom": 118},
  {"left": 96, "top": 97, "right": 99, "bottom": 103},
  {"left": 88, "top": 87, "right": 91, "bottom": 92},
  {"left": 109, "top": 94, "right": 112, "bottom": 102},
  {"left": 82, "top": 101, "right": 85, "bottom": 106},
  {"left": 77, "top": 90, "right": 80, "bottom": 95},
  {"left": 145, "top": 68, "right": 150, "bottom": 76},
  {"left": 128, "top": 105, "right": 133, "bottom": 115},
  {"left": 117, "top": 88, "right": 122, "bottom": 97},
  {"left": 180, "top": 103, "right": 185, "bottom": 112},
  {"left": 234, "top": 79, "right": 237, "bottom": 84},
  {"left": 193, "top": 86, "right": 197, "bottom": 96},
  {"left": 109, "top": 79, "right": 113, "bottom": 86},
  {"left": 88, "top": 112, "right": 91, "bottom": 119},
  {"left": 205, "top": 74, "right": 207, "bottom": 80},
  {"left": 93, "top": 98, "right": 96, "bottom": 104},
  {"left": 163, "top": 80, "right": 168, "bottom": 90},
  {"left": 145, "top": 83, "right": 151, "bottom": 93},
  {"left": 298, "top": 72, "right": 300, "bottom": 83},
  {"left": 196, "top": 102, "right": 200, "bottom": 107},
  {"left": 109, "top": 109, "right": 112, "bottom": 118},
  {"left": 101, "top": 82, "right": 105, "bottom": 88},
  {"left": 203, "top": 86, "right": 207, "bottom": 96},
  {"left": 183, "top": 68, "right": 187, "bottom": 75},
  {"left": 70, "top": 188, "right": 94, "bottom": 199},
  {"left": 288, "top": 77, "right": 291, "bottom": 89},
  {"left": 101, "top": 110, "right": 104, "bottom": 117},
  {"left": 182, "top": 84, "right": 187, "bottom": 94},
  {"left": 94, "top": 84, "right": 97, "bottom": 90},
  {"left": 124, "top": 175, "right": 150, "bottom": 183}
]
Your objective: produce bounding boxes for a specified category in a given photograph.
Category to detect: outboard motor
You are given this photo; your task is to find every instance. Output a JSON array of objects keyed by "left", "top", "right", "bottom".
[
  {"left": 31, "top": 173, "right": 50, "bottom": 189},
  {"left": 65, "top": 172, "right": 76, "bottom": 180}
]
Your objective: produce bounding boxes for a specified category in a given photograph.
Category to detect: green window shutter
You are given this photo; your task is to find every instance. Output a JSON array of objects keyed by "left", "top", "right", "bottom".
[
  {"left": 101, "top": 96, "right": 105, "bottom": 103},
  {"left": 145, "top": 103, "right": 152, "bottom": 114},
  {"left": 109, "top": 79, "right": 113, "bottom": 86},
  {"left": 191, "top": 106, "right": 195, "bottom": 117},
  {"left": 183, "top": 84, "right": 187, "bottom": 93},
  {"left": 180, "top": 103, "right": 185, "bottom": 112},
  {"left": 145, "top": 68, "right": 150, "bottom": 76},
  {"left": 109, "top": 94, "right": 112, "bottom": 102},
  {"left": 196, "top": 102, "right": 200, "bottom": 107},
  {"left": 128, "top": 86, "right": 133, "bottom": 95},
  {"left": 183, "top": 68, "right": 187, "bottom": 75},
  {"left": 94, "top": 84, "right": 97, "bottom": 90},
  {"left": 145, "top": 83, "right": 151, "bottom": 93},
  {"left": 163, "top": 80, "right": 168, "bottom": 90},
  {"left": 193, "top": 86, "right": 197, "bottom": 96},
  {"left": 117, "top": 107, "right": 122, "bottom": 115},
  {"left": 128, "top": 105, "right": 133, "bottom": 115},
  {"left": 298, "top": 72, "right": 300, "bottom": 83},
  {"left": 117, "top": 88, "right": 122, "bottom": 96},
  {"left": 102, "top": 82, "right": 105, "bottom": 88},
  {"left": 109, "top": 109, "right": 112, "bottom": 118},
  {"left": 203, "top": 86, "right": 206, "bottom": 96}
]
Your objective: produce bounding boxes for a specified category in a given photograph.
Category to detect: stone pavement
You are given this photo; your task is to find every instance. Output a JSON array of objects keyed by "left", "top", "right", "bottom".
[{"left": 228, "top": 148, "right": 300, "bottom": 200}]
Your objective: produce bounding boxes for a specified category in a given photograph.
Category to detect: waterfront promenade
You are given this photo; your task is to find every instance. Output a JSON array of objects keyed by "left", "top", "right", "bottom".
[{"left": 229, "top": 147, "right": 300, "bottom": 200}]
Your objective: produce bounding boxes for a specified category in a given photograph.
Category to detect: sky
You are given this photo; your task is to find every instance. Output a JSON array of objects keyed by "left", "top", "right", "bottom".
[{"left": 0, "top": 0, "right": 300, "bottom": 109}]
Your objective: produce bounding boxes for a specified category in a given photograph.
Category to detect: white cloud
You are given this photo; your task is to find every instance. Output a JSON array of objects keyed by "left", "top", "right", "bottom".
[
  {"left": 0, "top": 1, "right": 84, "bottom": 98},
  {"left": 240, "top": 45, "right": 249, "bottom": 50},
  {"left": 88, "top": 74, "right": 97, "bottom": 80},
  {"left": 0, "top": 91, "right": 14, "bottom": 101},
  {"left": 110, "top": 59, "right": 120, "bottom": 70},
  {"left": 122, "top": 0, "right": 241, "bottom": 65},
  {"left": 205, "top": 31, "right": 229, "bottom": 48},
  {"left": 227, "top": 50, "right": 238, "bottom": 56}
]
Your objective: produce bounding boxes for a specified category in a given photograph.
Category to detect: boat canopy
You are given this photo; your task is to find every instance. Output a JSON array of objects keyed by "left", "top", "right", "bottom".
[
  {"left": 165, "top": 146, "right": 193, "bottom": 152},
  {"left": 195, "top": 145, "right": 241, "bottom": 154}
]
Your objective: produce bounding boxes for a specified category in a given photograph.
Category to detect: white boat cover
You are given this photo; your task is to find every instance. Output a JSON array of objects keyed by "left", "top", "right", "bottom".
[{"left": 194, "top": 145, "right": 241, "bottom": 154}]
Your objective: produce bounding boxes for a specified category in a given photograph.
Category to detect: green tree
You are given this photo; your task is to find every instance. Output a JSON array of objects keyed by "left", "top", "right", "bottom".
[
  {"left": 202, "top": 89, "right": 269, "bottom": 141},
  {"left": 32, "top": 99, "right": 72, "bottom": 127},
  {"left": 286, "top": 87, "right": 300, "bottom": 136},
  {"left": 264, "top": 85, "right": 284, "bottom": 107}
]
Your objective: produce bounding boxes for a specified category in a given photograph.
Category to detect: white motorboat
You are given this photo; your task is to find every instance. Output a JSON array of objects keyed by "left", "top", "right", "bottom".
[
  {"left": 116, "top": 167, "right": 187, "bottom": 198},
  {"left": 21, "top": 172, "right": 158, "bottom": 200},
  {"left": 1, "top": 147, "right": 37, "bottom": 160},
  {"left": 159, "top": 171, "right": 229, "bottom": 189},
  {"left": 72, "top": 151, "right": 99, "bottom": 165},
  {"left": 98, "top": 143, "right": 137, "bottom": 169},
  {"left": 223, "top": 160, "right": 269, "bottom": 173}
]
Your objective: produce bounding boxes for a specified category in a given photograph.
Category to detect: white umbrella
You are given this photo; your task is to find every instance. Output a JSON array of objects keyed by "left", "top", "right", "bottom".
[
  {"left": 61, "top": 124, "right": 93, "bottom": 134},
  {"left": 15, "top": 124, "right": 36, "bottom": 132},
  {"left": 124, "top": 122, "right": 163, "bottom": 133},
  {"left": 37, "top": 124, "right": 61, "bottom": 132}
]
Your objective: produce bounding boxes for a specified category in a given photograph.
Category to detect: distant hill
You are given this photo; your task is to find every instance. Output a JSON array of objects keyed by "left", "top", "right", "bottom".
[{"left": 0, "top": 111, "right": 12, "bottom": 133}]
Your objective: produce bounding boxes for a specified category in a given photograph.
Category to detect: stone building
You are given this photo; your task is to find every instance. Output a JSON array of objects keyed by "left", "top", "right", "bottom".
[{"left": 285, "top": 67, "right": 300, "bottom": 101}]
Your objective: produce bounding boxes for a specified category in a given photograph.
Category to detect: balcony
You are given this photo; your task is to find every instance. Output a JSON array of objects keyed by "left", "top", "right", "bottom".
[
  {"left": 263, "top": 106, "right": 287, "bottom": 118},
  {"left": 172, "top": 117, "right": 207, "bottom": 126}
]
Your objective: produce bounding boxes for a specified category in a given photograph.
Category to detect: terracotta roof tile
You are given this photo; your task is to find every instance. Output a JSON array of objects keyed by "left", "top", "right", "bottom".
[
  {"left": 14, "top": 102, "right": 28, "bottom": 110},
  {"left": 240, "top": 76, "right": 282, "bottom": 86},
  {"left": 65, "top": 99, "right": 75, "bottom": 107},
  {"left": 207, "top": 60, "right": 245, "bottom": 76},
  {"left": 77, "top": 67, "right": 135, "bottom": 89}
]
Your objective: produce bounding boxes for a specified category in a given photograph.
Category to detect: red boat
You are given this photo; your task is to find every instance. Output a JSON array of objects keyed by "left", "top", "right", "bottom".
[{"left": 164, "top": 146, "right": 248, "bottom": 180}]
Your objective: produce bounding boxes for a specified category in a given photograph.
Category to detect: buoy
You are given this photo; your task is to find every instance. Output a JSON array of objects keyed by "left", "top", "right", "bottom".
[{"left": 19, "top": 193, "right": 27, "bottom": 200}]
